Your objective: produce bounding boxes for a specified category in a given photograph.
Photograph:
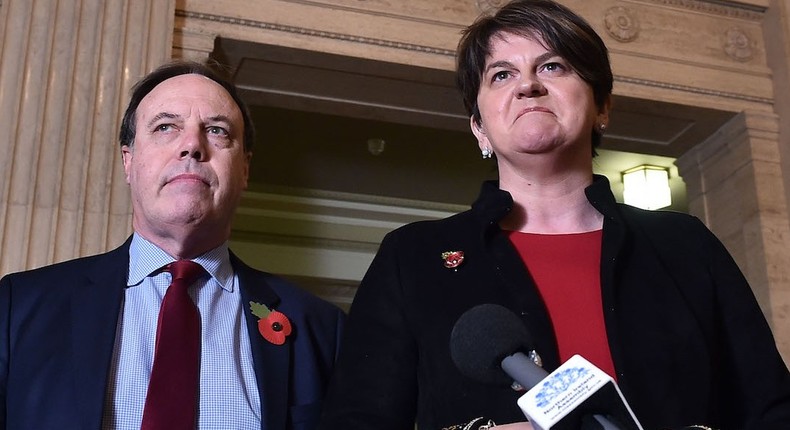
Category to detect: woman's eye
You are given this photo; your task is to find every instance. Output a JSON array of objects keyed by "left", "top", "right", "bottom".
[
  {"left": 542, "top": 62, "right": 566, "bottom": 73},
  {"left": 492, "top": 70, "right": 510, "bottom": 82}
]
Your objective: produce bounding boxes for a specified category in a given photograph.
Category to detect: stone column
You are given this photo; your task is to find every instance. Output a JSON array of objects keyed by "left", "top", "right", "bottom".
[
  {"left": 677, "top": 111, "right": 790, "bottom": 360},
  {"left": 765, "top": 0, "right": 790, "bottom": 237},
  {"left": 0, "top": 0, "right": 175, "bottom": 275}
]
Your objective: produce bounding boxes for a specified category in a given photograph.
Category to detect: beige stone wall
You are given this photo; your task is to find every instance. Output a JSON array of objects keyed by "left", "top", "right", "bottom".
[
  {"left": 1, "top": 0, "right": 789, "bottom": 360},
  {"left": 769, "top": 0, "right": 790, "bottom": 215},
  {"left": 764, "top": 0, "right": 790, "bottom": 359},
  {"left": 676, "top": 111, "right": 790, "bottom": 355},
  {"left": 172, "top": 0, "right": 790, "bottom": 359},
  {"left": 0, "top": 0, "right": 175, "bottom": 274}
]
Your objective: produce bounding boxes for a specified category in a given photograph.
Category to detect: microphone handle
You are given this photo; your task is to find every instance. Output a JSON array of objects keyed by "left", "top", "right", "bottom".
[{"left": 501, "top": 352, "right": 548, "bottom": 389}]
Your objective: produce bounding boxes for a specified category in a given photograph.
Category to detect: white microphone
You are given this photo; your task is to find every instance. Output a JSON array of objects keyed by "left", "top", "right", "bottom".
[
  {"left": 449, "top": 304, "right": 643, "bottom": 430},
  {"left": 514, "top": 353, "right": 642, "bottom": 430}
]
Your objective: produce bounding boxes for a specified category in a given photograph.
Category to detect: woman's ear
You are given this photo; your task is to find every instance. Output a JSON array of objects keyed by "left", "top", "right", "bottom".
[
  {"left": 471, "top": 116, "right": 494, "bottom": 159},
  {"left": 598, "top": 95, "right": 612, "bottom": 128},
  {"left": 470, "top": 116, "right": 488, "bottom": 148}
]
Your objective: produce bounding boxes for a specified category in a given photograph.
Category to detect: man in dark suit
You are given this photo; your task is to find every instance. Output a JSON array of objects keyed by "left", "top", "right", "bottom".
[{"left": 0, "top": 61, "right": 345, "bottom": 429}]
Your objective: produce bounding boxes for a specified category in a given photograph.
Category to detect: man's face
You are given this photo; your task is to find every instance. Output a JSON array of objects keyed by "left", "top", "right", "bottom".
[{"left": 122, "top": 74, "right": 250, "bottom": 253}]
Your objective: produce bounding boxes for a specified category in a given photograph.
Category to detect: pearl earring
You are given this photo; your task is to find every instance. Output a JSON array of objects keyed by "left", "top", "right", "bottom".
[{"left": 481, "top": 148, "right": 492, "bottom": 159}]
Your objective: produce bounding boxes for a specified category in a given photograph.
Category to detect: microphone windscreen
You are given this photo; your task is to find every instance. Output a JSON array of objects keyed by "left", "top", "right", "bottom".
[{"left": 449, "top": 303, "right": 534, "bottom": 385}]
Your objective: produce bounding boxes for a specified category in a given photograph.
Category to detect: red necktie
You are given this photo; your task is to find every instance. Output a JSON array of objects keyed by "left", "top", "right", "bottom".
[{"left": 141, "top": 260, "right": 204, "bottom": 430}]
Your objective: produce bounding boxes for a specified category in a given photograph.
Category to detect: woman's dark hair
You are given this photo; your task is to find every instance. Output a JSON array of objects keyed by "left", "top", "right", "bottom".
[
  {"left": 456, "top": 0, "right": 613, "bottom": 149},
  {"left": 118, "top": 60, "right": 255, "bottom": 152}
]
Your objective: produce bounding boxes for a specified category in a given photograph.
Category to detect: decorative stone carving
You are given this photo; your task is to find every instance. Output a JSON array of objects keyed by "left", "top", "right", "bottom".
[
  {"left": 724, "top": 27, "right": 753, "bottom": 62},
  {"left": 476, "top": 0, "right": 508, "bottom": 14},
  {"left": 646, "top": 0, "right": 762, "bottom": 21},
  {"left": 176, "top": 9, "right": 454, "bottom": 57},
  {"left": 604, "top": 6, "right": 640, "bottom": 43}
]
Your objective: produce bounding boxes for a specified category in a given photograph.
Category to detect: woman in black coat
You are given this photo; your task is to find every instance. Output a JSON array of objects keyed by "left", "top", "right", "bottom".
[{"left": 318, "top": 1, "right": 790, "bottom": 429}]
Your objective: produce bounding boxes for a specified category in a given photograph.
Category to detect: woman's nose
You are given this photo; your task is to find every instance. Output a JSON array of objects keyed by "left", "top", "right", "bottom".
[{"left": 514, "top": 74, "right": 546, "bottom": 98}]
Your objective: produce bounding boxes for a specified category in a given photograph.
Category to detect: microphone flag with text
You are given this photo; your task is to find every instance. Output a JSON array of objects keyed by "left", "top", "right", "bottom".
[{"left": 449, "top": 303, "right": 644, "bottom": 430}]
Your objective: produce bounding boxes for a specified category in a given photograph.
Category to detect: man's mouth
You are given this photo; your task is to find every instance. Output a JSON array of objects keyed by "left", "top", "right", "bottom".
[{"left": 167, "top": 173, "right": 209, "bottom": 186}]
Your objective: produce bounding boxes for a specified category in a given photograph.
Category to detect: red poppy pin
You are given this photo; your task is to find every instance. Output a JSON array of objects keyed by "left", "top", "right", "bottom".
[
  {"left": 250, "top": 301, "right": 292, "bottom": 345},
  {"left": 441, "top": 250, "right": 465, "bottom": 269}
]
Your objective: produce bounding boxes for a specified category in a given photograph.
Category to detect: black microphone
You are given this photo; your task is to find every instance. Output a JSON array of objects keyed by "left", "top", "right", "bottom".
[{"left": 449, "top": 304, "right": 643, "bottom": 430}]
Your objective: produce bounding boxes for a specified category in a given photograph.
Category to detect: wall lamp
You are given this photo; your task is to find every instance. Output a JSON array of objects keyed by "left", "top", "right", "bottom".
[{"left": 621, "top": 165, "right": 672, "bottom": 210}]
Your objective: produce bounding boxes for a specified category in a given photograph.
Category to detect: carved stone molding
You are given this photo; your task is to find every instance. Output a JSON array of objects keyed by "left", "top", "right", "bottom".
[
  {"left": 276, "top": 0, "right": 468, "bottom": 29},
  {"left": 476, "top": 0, "right": 764, "bottom": 21},
  {"left": 616, "top": 74, "right": 772, "bottom": 105},
  {"left": 724, "top": 27, "right": 753, "bottom": 62},
  {"left": 604, "top": 6, "right": 640, "bottom": 43},
  {"left": 644, "top": 0, "right": 764, "bottom": 21},
  {"left": 172, "top": 27, "right": 216, "bottom": 62},
  {"left": 175, "top": 9, "right": 455, "bottom": 57}
]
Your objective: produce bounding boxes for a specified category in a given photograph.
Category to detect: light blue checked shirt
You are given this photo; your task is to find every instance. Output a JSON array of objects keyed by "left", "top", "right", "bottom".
[{"left": 101, "top": 233, "right": 261, "bottom": 429}]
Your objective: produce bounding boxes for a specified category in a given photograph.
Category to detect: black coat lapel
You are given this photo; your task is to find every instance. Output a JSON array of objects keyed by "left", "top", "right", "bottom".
[
  {"left": 70, "top": 239, "right": 129, "bottom": 428},
  {"left": 231, "top": 253, "right": 290, "bottom": 430}
]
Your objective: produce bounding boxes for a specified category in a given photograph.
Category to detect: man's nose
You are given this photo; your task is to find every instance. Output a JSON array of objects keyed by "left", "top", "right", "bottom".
[{"left": 178, "top": 129, "right": 207, "bottom": 161}]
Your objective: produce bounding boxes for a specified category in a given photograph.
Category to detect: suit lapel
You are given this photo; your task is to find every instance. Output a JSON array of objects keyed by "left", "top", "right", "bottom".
[
  {"left": 232, "top": 253, "right": 290, "bottom": 430},
  {"left": 71, "top": 239, "right": 129, "bottom": 428}
]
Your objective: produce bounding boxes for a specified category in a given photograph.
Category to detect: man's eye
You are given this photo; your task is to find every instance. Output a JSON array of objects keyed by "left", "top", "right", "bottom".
[
  {"left": 154, "top": 124, "right": 174, "bottom": 132},
  {"left": 207, "top": 126, "right": 228, "bottom": 136}
]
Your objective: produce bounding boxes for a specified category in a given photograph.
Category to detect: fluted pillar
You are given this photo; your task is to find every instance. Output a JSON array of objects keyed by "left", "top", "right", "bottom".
[{"left": 0, "top": 0, "right": 175, "bottom": 274}]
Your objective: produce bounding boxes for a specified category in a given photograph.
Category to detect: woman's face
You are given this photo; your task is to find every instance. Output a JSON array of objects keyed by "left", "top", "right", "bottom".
[{"left": 471, "top": 31, "right": 608, "bottom": 163}]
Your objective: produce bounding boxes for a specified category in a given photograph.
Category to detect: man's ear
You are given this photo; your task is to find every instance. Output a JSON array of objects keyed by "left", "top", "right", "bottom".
[
  {"left": 242, "top": 151, "right": 252, "bottom": 189},
  {"left": 121, "top": 145, "right": 133, "bottom": 184}
]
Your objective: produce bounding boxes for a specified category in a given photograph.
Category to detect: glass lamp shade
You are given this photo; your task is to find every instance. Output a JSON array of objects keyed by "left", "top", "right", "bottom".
[{"left": 622, "top": 165, "right": 672, "bottom": 210}]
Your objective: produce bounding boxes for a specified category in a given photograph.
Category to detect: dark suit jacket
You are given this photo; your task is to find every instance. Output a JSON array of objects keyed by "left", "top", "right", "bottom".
[
  {"left": 0, "top": 237, "right": 345, "bottom": 430},
  {"left": 319, "top": 176, "right": 790, "bottom": 430}
]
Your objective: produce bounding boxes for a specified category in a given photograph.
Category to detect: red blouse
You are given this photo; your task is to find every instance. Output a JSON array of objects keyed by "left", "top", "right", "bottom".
[{"left": 507, "top": 229, "right": 617, "bottom": 379}]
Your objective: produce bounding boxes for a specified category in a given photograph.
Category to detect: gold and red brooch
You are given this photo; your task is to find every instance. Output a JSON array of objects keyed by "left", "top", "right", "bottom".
[
  {"left": 441, "top": 250, "right": 465, "bottom": 269},
  {"left": 250, "top": 301, "right": 292, "bottom": 345}
]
